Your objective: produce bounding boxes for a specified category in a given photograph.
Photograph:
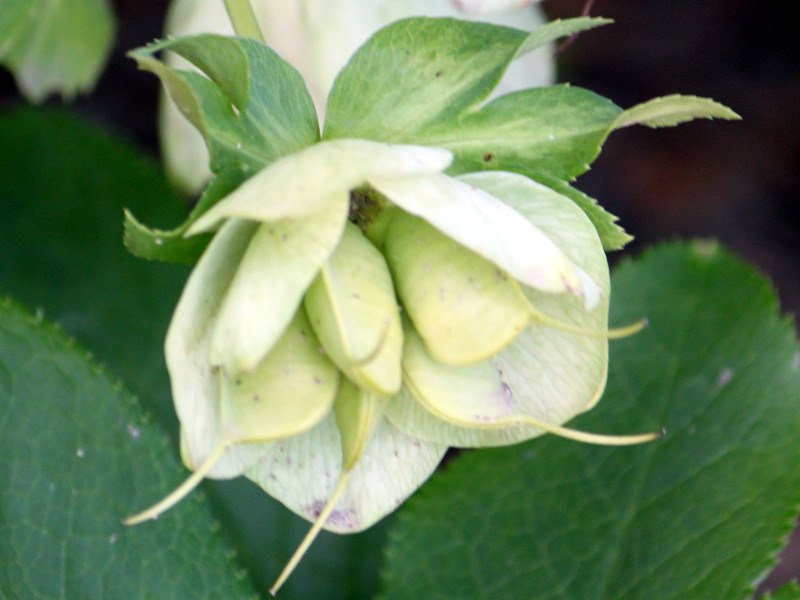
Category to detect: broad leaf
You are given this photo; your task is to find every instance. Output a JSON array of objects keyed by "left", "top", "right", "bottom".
[
  {"left": 0, "top": 299, "right": 255, "bottom": 600},
  {"left": 0, "top": 107, "right": 189, "bottom": 429},
  {"left": 381, "top": 241, "right": 800, "bottom": 600},
  {"left": 0, "top": 108, "right": 389, "bottom": 600},
  {"left": 0, "top": 0, "right": 114, "bottom": 101}
]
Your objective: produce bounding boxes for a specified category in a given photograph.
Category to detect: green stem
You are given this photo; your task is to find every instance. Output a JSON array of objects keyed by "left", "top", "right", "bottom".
[{"left": 223, "top": 0, "right": 265, "bottom": 42}]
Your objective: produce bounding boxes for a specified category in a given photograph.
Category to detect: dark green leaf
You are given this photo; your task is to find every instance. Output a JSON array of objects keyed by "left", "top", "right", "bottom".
[
  {"left": 0, "top": 298, "right": 256, "bottom": 600},
  {"left": 0, "top": 107, "right": 388, "bottom": 600},
  {"left": 381, "top": 241, "right": 800, "bottom": 600},
  {"left": 761, "top": 582, "right": 800, "bottom": 600},
  {"left": 0, "top": 107, "right": 189, "bottom": 428}
]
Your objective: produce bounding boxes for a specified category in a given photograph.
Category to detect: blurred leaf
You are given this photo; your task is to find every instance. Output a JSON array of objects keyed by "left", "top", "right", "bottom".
[
  {"left": 0, "top": 298, "right": 256, "bottom": 599},
  {"left": 762, "top": 582, "right": 800, "bottom": 600},
  {"left": 380, "top": 241, "right": 800, "bottom": 600},
  {"left": 0, "top": 107, "right": 189, "bottom": 428},
  {"left": 0, "top": 0, "right": 114, "bottom": 101},
  {"left": 613, "top": 94, "right": 741, "bottom": 129},
  {"left": 0, "top": 107, "right": 389, "bottom": 600}
]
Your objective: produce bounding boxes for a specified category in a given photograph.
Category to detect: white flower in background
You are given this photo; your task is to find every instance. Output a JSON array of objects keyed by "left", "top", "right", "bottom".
[{"left": 160, "top": 0, "right": 553, "bottom": 194}]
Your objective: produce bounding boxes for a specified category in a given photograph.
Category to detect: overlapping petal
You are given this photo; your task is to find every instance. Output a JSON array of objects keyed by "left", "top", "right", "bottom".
[
  {"left": 165, "top": 140, "right": 609, "bottom": 531},
  {"left": 385, "top": 171, "right": 609, "bottom": 447}
]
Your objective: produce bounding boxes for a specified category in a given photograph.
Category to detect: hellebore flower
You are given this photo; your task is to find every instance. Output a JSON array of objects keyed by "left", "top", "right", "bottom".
[
  {"left": 159, "top": 0, "right": 553, "bottom": 194},
  {"left": 124, "top": 138, "right": 654, "bottom": 592},
  {"left": 121, "top": 12, "right": 746, "bottom": 594}
]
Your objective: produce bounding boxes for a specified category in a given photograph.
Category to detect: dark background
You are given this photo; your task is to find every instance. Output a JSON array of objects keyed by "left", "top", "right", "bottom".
[{"left": 2, "top": 0, "right": 798, "bottom": 594}]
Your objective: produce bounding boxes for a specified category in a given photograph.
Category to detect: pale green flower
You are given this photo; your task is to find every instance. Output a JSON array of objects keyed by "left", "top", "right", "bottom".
[{"left": 125, "top": 137, "right": 652, "bottom": 592}]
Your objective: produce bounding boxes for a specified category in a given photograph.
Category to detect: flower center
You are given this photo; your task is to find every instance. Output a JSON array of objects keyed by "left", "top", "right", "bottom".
[{"left": 348, "top": 187, "right": 384, "bottom": 231}]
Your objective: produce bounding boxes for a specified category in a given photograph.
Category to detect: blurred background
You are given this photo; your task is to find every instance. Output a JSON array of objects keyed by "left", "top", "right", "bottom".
[{"left": 1, "top": 0, "right": 797, "bottom": 594}]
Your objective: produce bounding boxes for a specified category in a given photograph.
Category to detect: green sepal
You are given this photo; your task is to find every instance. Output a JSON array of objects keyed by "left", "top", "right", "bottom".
[
  {"left": 304, "top": 223, "right": 404, "bottom": 395},
  {"left": 333, "top": 379, "right": 389, "bottom": 471},
  {"left": 220, "top": 308, "right": 340, "bottom": 443},
  {"left": 124, "top": 168, "right": 244, "bottom": 264},
  {"left": 384, "top": 211, "right": 530, "bottom": 366}
]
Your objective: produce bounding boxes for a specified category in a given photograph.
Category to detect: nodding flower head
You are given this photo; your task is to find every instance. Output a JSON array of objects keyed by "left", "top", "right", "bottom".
[{"left": 124, "top": 138, "right": 655, "bottom": 593}]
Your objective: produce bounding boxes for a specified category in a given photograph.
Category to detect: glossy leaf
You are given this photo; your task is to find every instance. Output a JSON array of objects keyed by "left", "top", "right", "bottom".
[
  {"left": 381, "top": 242, "right": 800, "bottom": 600},
  {"left": 0, "top": 299, "right": 255, "bottom": 600}
]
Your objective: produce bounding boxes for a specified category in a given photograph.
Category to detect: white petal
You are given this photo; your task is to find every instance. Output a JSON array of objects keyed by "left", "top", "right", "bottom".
[
  {"left": 245, "top": 413, "right": 447, "bottom": 533},
  {"left": 386, "top": 172, "right": 610, "bottom": 446},
  {"left": 371, "top": 172, "right": 595, "bottom": 305},
  {"left": 187, "top": 139, "right": 452, "bottom": 234},
  {"left": 209, "top": 195, "right": 347, "bottom": 374},
  {"left": 166, "top": 219, "right": 271, "bottom": 477}
]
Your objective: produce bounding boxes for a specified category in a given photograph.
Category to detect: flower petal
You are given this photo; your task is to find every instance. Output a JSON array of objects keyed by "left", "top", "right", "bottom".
[
  {"left": 369, "top": 172, "right": 598, "bottom": 307},
  {"left": 244, "top": 413, "right": 447, "bottom": 533},
  {"left": 166, "top": 219, "right": 270, "bottom": 477},
  {"left": 187, "top": 139, "right": 453, "bottom": 234},
  {"left": 386, "top": 171, "right": 609, "bottom": 446},
  {"left": 304, "top": 223, "right": 403, "bottom": 394},
  {"left": 220, "top": 308, "right": 339, "bottom": 443},
  {"left": 209, "top": 197, "right": 347, "bottom": 374},
  {"left": 383, "top": 211, "right": 530, "bottom": 365}
]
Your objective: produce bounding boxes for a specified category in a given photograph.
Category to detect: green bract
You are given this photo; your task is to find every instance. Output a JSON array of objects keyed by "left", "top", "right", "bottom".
[{"left": 123, "top": 16, "right": 739, "bottom": 592}]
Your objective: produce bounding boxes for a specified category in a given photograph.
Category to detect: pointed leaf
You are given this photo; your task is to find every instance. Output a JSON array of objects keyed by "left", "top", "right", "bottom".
[
  {"left": 123, "top": 168, "right": 243, "bottom": 264},
  {"left": 0, "top": 299, "right": 255, "bottom": 600},
  {"left": 614, "top": 94, "right": 741, "bottom": 130},
  {"left": 130, "top": 34, "right": 319, "bottom": 175},
  {"left": 324, "top": 18, "right": 529, "bottom": 141},
  {"left": 381, "top": 242, "right": 800, "bottom": 600},
  {"left": 419, "top": 84, "right": 622, "bottom": 182},
  {"left": 536, "top": 174, "right": 632, "bottom": 251},
  {"left": 515, "top": 16, "right": 613, "bottom": 56}
]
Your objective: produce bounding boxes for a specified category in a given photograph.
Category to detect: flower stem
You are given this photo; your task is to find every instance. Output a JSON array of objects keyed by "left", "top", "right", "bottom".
[{"left": 223, "top": 0, "right": 265, "bottom": 42}]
